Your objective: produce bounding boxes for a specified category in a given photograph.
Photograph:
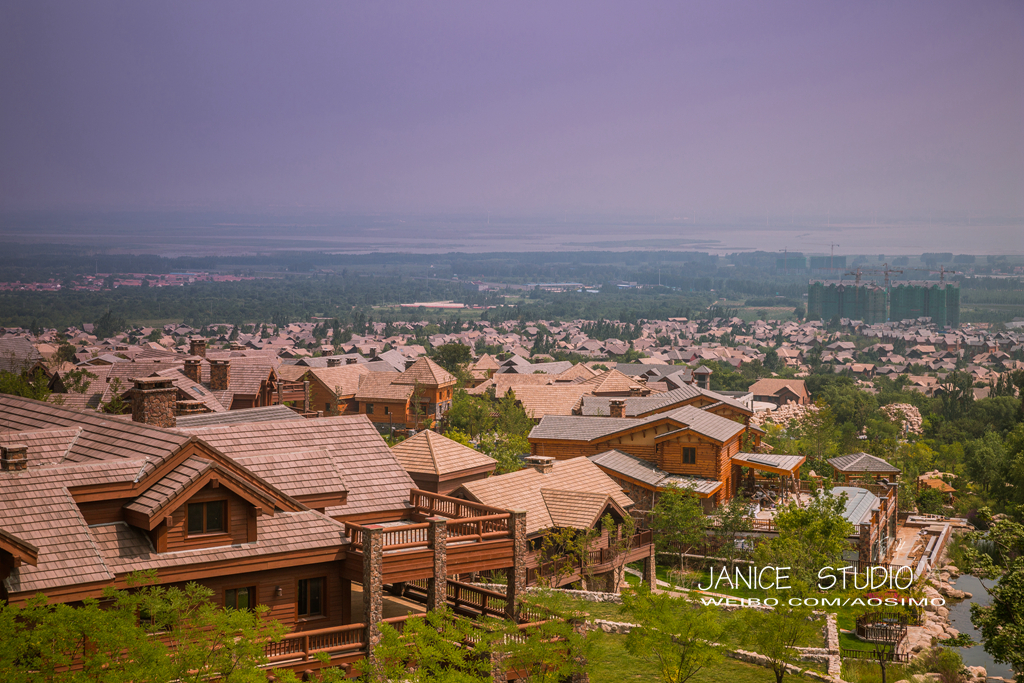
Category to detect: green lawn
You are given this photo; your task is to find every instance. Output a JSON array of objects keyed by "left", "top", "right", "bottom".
[{"left": 589, "top": 631, "right": 824, "bottom": 683}]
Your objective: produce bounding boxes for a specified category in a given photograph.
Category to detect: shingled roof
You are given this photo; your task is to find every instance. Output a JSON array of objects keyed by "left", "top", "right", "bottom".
[
  {"left": 456, "top": 457, "right": 634, "bottom": 536},
  {"left": 829, "top": 452, "right": 901, "bottom": 474},
  {"left": 177, "top": 415, "right": 415, "bottom": 517},
  {"left": 588, "top": 449, "right": 723, "bottom": 496},
  {"left": 394, "top": 357, "right": 455, "bottom": 387},
  {"left": 390, "top": 430, "right": 496, "bottom": 477},
  {"left": 354, "top": 372, "right": 414, "bottom": 402},
  {"left": 307, "top": 364, "right": 372, "bottom": 397},
  {"left": 529, "top": 403, "right": 746, "bottom": 445}
]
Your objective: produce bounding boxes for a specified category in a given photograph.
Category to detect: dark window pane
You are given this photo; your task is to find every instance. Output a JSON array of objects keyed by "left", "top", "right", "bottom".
[
  {"left": 225, "top": 588, "right": 237, "bottom": 609},
  {"left": 187, "top": 503, "right": 204, "bottom": 534},
  {"left": 308, "top": 578, "right": 322, "bottom": 616},
  {"left": 206, "top": 501, "right": 224, "bottom": 532},
  {"left": 298, "top": 579, "right": 308, "bottom": 616},
  {"left": 237, "top": 587, "right": 250, "bottom": 610}
]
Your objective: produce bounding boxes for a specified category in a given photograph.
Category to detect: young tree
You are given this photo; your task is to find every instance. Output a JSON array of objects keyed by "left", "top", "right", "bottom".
[
  {"left": 650, "top": 485, "right": 707, "bottom": 577},
  {"left": 742, "top": 605, "right": 817, "bottom": 683},
  {"left": 708, "top": 496, "right": 753, "bottom": 571},
  {"left": 620, "top": 586, "right": 724, "bottom": 683},
  {"left": 602, "top": 511, "right": 638, "bottom": 591}
]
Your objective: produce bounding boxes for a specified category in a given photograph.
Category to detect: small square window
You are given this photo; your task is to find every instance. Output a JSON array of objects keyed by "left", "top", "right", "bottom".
[
  {"left": 226, "top": 586, "right": 256, "bottom": 610},
  {"left": 186, "top": 501, "right": 226, "bottom": 535}
]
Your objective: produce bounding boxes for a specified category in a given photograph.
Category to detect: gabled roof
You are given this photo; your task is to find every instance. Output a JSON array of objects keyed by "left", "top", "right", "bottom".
[
  {"left": 471, "top": 354, "right": 502, "bottom": 371},
  {"left": 541, "top": 489, "right": 626, "bottom": 529},
  {"left": 307, "top": 364, "right": 372, "bottom": 397},
  {"left": 588, "top": 449, "right": 723, "bottom": 497},
  {"left": 748, "top": 378, "right": 809, "bottom": 399},
  {"left": 0, "top": 427, "right": 82, "bottom": 467},
  {"left": 511, "top": 385, "right": 587, "bottom": 418},
  {"left": 456, "top": 457, "right": 634, "bottom": 536},
  {"left": 580, "top": 369, "right": 648, "bottom": 394},
  {"left": 234, "top": 449, "right": 348, "bottom": 501},
  {"left": 174, "top": 405, "right": 304, "bottom": 428},
  {"left": 177, "top": 415, "right": 415, "bottom": 517},
  {"left": 0, "top": 336, "right": 43, "bottom": 374},
  {"left": 829, "top": 486, "right": 880, "bottom": 526},
  {"left": 390, "top": 430, "right": 496, "bottom": 478},
  {"left": 394, "top": 357, "right": 455, "bottom": 387},
  {"left": 732, "top": 452, "right": 805, "bottom": 476},
  {"left": 829, "top": 452, "right": 901, "bottom": 474},
  {"left": 354, "top": 372, "right": 414, "bottom": 402},
  {"left": 530, "top": 403, "right": 747, "bottom": 445},
  {"left": 553, "top": 363, "right": 598, "bottom": 381}
]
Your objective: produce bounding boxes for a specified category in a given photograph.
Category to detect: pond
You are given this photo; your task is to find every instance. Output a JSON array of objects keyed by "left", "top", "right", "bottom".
[{"left": 946, "top": 573, "right": 1014, "bottom": 680}]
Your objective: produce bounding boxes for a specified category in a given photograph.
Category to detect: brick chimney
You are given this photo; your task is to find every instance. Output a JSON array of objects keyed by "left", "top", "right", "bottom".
[
  {"left": 183, "top": 358, "right": 202, "bottom": 383},
  {"left": 209, "top": 359, "right": 230, "bottom": 391},
  {"left": 131, "top": 378, "right": 177, "bottom": 428},
  {"left": 524, "top": 455, "right": 554, "bottom": 474},
  {"left": 189, "top": 338, "right": 207, "bottom": 358},
  {"left": 327, "top": 358, "right": 341, "bottom": 367},
  {"left": 609, "top": 399, "right": 626, "bottom": 418},
  {"left": 1, "top": 444, "right": 28, "bottom": 472}
]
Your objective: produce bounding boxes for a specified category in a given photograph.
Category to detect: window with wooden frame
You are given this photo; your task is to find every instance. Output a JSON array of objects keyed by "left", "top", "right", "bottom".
[
  {"left": 682, "top": 447, "right": 697, "bottom": 464},
  {"left": 366, "top": 403, "right": 374, "bottom": 415},
  {"left": 187, "top": 500, "right": 226, "bottom": 535},
  {"left": 297, "top": 577, "right": 324, "bottom": 618},
  {"left": 225, "top": 586, "right": 257, "bottom": 610},
  {"left": 384, "top": 406, "right": 390, "bottom": 415}
]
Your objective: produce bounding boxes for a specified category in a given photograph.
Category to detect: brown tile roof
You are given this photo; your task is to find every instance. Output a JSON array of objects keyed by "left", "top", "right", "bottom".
[
  {"left": 0, "top": 336, "right": 43, "bottom": 374},
  {"left": 234, "top": 449, "right": 348, "bottom": 499},
  {"left": 748, "top": 378, "right": 809, "bottom": 400},
  {"left": 471, "top": 354, "right": 502, "bottom": 371},
  {"left": 0, "top": 395, "right": 190, "bottom": 466},
  {"left": 394, "top": 357, "right": 455, "bottom": 387},
  {"left": 354, "top": 372, "right": 413, "bottom": 402},
  {"left": 88, "top": 512, "right": 348, "bottom": 575},
  {"left": 174, "top": 405, "right": 304, "bottom": 428},
  {"left": 579, "top": 369, "right": 648, "bottom": 395},
  {"left": 456, "top": 458, "right": 634, "bottom": 536},
  {"left": 0, "top": 427, "right": 82, "bottom": 466},
  {"left": 530, "top": 403, "right": 746, "bottom": 445},
  {"left": 510, "top": 385, "right": 587, "bottom": 418},
  {"left": 588, "top": 449, "right": 723, "bottom": 496},
  {"left": 541, "top": 489, "right": 623, "bottom": 529},
  {"left": 177, "top": 415, "right": 414, "bottom": 517},
  {"left": 553, "top": 363, "right": 598, "bottom": 381},
  {"left": 123, "top": 455, "right": 212, "bottom": 516},
  {"left": 276, "top": 364, "right": 309, "bottom": 381},
  {"left": 466, "top": 373, "right": 555, "bottom": 396},
  {"left": 307, "top": 364, "right": 372, "bottom": 397},
  {"left": 390, "top": 430, "right": 496, "bottom": 477},
  {"left": 828, "top": 452, "right": 901, "bottom": 474}
]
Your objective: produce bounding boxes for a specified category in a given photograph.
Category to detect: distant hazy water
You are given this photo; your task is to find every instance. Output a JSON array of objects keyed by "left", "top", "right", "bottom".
[{"left": 0, "top": 211, "right": 1019, "bottom": 257}]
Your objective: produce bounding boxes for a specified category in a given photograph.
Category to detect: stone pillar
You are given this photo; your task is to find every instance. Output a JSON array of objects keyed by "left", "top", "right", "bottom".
[
  {"left": 505, "top": 511, "right": 527, "bottom": 620},
  {"left": 362, "top": 525, "right": 384, "bottom": 666},
  {"left": 489, "top": 649, "right": 508, "bottom": 683},
  {"left": 209, "top": 360, "right": 230, "bottom": 391},
  {"left": 427, "top": 517, "right": 448, "bottom": 611},
  {"left": 183, "top": 358, "right": 202, "bottom": 383},
  {"left": 130, "top": 378, "right": 177, "bottom": 428},
  {"left": 642, "top": 539, "right": 656, "bottom": 589},
  {"left": 0, "top": 444, "right": 28, "bottom": 472}
]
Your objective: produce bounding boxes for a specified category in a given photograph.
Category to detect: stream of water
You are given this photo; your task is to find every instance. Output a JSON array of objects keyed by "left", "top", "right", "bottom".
[{"left": 946, "top": 574, "right": 1013, "bottom": 679}]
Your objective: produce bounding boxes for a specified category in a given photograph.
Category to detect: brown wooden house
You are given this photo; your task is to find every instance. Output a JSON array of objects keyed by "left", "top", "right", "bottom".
[{"left": 355, "top": 357, "right": 457, "bottom": 431}]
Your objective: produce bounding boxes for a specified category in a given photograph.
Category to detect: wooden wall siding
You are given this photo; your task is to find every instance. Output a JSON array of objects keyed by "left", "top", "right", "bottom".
[
  {"left": 172, "top": 562, "right": 350, "bottom": 630},
  {"left": 78, "top": 498, "right": 135, "bottom": 526},
  {"left": 659, "top": 442, "right": 718, "bottom": 478},
  {"left": 161, "top": 484, "right": 254, "bottom": 553}
]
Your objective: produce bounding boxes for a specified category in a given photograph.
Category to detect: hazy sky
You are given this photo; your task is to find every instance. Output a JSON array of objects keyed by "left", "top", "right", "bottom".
[{"left": 1, "top": 1, "right": 1022, "bottom": 220}]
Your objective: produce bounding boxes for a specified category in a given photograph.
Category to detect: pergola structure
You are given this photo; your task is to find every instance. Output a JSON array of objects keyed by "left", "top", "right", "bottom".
[{"left": 732, "top": 452, "right": 806, "bottom": 506}]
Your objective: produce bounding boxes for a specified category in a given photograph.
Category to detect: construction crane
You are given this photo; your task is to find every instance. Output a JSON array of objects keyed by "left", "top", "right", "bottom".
[{"left": 845, "top": 263, "right": 904, "bottom": 288}]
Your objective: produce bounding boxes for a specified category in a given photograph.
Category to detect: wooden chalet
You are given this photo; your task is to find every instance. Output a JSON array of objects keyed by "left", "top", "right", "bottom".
[
  {"left": 453, "top": 456, "right": 655, "bottom": 590},
  {"left": 748, "top": 378, "right": 810, "bottom": 406},
  {"left": 354, "top": 357, "right": 457, "bottom": 431},
  {"left": 0, "top": 393, "right": 593, "bottom": 676},
  {"left": 528, "top": 404, "right": 802, "bottom": 507}
]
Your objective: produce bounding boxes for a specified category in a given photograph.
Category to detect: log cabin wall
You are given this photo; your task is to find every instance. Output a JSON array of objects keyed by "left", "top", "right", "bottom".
[{"left": 161, "top": 484, "right": 254, "bottom": 552}]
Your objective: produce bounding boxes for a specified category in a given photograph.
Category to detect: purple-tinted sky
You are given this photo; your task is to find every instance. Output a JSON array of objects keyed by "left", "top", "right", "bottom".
[{"left": 1, "top": 1, "right": 1022, "bottom": 220}]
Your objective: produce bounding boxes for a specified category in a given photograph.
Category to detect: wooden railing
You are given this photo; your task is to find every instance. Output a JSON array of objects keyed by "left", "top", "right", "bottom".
[
  {"left": 527, "top": 531, "right": 654, "bottom": 584},
  {"left": 409, "top": 489, "right": 509, "bottom": 519},
  {"left": 840, "top": 647, "right": 911, "bottom": 663},
  {"left": 265, "top": 622, "right": 366, "bottom": 663},
  {"left": 345, "top": 513, "right": 511, "bottom": 552},
  {"left": 447, "top": 580, "right": 509, "bottom": 618}
]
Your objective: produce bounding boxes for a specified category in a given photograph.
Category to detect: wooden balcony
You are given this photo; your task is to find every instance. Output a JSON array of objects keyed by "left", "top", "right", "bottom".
[{"left": 526, "top": 530, "right": 654, "bottom": 587}]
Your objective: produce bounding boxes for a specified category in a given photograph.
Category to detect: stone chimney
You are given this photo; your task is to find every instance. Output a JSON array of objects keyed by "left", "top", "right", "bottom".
[
  {"left": 183, "top": 358, "right": 202, "bottom": 383},
  {"left": 327, "top": 358, "right": 342, "bottom": 367},
  {"left": 189, "top": 338, "right": 207, "bottom": 358},
  {"left": 131, "top": 378, "right": 177, "bottom": 428},
  {"left": 629, "top": 386, "right": 643, "bottom": 397},
  {"left": 209, "top": 359, "right": 230, "bottom": 391},
  {"left": 175, "top": 399, "right": 208, "bottom": 416},
  {"left": 609, "top": 399, "right": 626, "bottom": 419},
  {"left": 524, "top": 455, "right": 554, "bottom": 474},
  {"left": 346, "top": 357, "right": 359, "bottom": 365},
  {"left": 0, "top": 444, "right": 28, "bottom": 472}
]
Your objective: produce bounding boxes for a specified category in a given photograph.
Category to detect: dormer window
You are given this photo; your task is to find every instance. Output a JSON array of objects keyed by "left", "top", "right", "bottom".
[{"left": 187, "top": 500, "right": 225, "bottom": 535}]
